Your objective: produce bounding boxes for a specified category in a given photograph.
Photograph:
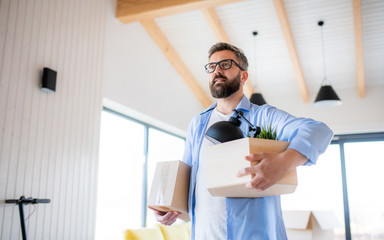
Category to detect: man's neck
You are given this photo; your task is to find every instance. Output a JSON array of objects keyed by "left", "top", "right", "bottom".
[{"left": 215, "top": 92, "right": 244, "bottom": 115}]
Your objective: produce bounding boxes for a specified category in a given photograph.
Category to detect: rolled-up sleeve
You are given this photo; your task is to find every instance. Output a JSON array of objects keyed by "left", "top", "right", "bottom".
[{"left": 256, "top": 105, "right": 334, "bottom": 166}]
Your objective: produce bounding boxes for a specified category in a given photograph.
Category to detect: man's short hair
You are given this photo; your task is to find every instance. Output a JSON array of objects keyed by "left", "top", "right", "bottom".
[{"left": 208, "top": 42, "right": 248, "bottom": 71}]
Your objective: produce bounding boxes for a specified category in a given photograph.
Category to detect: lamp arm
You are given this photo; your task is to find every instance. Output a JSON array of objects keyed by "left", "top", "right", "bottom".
[{"left": 233, "top": 110, "right": 261, "bottom": 138}]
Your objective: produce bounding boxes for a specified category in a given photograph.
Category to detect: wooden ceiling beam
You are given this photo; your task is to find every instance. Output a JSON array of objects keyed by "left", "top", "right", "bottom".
[
  {"left": 140, "top": 19, "right": 212, "bottom": 108},
  {"left": 201, "top": 7, "right": 255, "bottom": 98},
  {"left": 201, "top": 7, "right": 230, "bottom": 43},
  {"left": 273, "top": 0, "right": 309, "bottom": 103},
  {"left": 353, "top": 0, "right": 365, "bottom": 98},
  {"left": 117, "top": 0, "right": 243, "bottom": 24}
]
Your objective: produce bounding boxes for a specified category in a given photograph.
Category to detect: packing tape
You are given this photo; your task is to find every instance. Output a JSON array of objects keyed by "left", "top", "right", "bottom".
[{"left": 156, "top": 163, "right": 168, "bottom": 205}]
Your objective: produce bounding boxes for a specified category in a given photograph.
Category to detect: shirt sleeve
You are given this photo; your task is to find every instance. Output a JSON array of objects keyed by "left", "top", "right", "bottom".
[
  {"left": 182, "top": 115, "right": 199, "bottom": 166},
  {"left": 257, "top": 105, "right": 334, "bottom": 166}
]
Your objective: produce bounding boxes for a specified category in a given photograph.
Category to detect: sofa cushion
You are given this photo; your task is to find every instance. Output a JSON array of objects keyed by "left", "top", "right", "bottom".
[
  {"left": 157, "top": 222, "right": 190, "bottom": 240},
  {"left": 125, "top": 227, "right": 164, "bottom": 240}
]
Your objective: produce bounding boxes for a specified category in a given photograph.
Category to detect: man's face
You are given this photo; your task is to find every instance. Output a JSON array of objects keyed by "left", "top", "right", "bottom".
[{"left": 208, "top": 50, "right": 244, "bottom": 99}]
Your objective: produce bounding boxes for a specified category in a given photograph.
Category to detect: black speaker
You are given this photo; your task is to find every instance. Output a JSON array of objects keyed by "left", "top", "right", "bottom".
[{"left": 42, "top": 68, "right": 57, "bottom": 92}]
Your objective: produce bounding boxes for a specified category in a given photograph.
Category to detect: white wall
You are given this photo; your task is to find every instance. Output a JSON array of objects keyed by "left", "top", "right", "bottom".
[
  {"left": 0, "top": 0, "right": 107, "bottom": 239},
  {"left": 102, "top": 0, "right": 205, "bottom": 133},
  {"left": 266, "top": 86, "right": 384, "bottom": 135}
]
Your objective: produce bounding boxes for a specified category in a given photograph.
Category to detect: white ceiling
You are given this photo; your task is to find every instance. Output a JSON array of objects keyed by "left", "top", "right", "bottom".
[
  {"left": 153, "top": 0, "right": 384, "bottom": 99},
  {"left": 103, "top": 0, "right": 384, "bottom": 134}
]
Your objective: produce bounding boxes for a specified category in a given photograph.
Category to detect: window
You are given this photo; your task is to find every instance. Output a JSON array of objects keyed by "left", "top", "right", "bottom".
[
  {"left": 95, "top": 109, "right": 185, "bottom": 240},
  {"left": 344, "top": 141, "right": 384, "bottom": 239},
  {"left": 282, "top": 132, "right": 384, "bottom": 240},
  {"left": 281, "top": 144, "right": 346, "bottom": 238},
  {"left": 146, "top": 128, "right": 186, "bottom": 227}
]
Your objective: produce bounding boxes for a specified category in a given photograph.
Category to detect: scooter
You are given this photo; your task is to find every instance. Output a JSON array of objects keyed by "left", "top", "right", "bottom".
[{"left": 5, "top": 196, "right": 50, "bottom": 240}]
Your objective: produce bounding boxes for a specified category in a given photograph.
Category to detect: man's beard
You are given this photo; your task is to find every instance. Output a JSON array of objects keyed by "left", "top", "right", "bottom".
[{"left": 209, "top": 73, "right": 241, "bottom": 98}]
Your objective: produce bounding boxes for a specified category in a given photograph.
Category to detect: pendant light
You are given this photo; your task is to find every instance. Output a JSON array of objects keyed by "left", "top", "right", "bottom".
[
  {"left": 314, "top": 20, "right": 342, "bottom": 107},
  {"left": 250, "top": 31, "right": 267, "bottom": 106}
]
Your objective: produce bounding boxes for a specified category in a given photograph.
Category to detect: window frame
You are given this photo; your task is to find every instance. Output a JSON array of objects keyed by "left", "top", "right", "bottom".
[
  {"left": 101, "top": 107, "right": 186, "bottom": 227},
  {"left": 331, "top": 132, "right": 384, "bottom": 240}
]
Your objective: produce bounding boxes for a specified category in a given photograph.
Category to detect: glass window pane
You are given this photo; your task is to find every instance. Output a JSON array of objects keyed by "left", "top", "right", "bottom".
[
  {"left": 344, "top": 141, "right": 384, "bottom": 239},
  {"left": 281, "top": 144, "right": 345, "bottom": 239},
  {"left": 95, "top": 111, "right": 145, "bottom": 240},
  {"left": 146, "top": 128, "right": 185, "bottom": 227}
]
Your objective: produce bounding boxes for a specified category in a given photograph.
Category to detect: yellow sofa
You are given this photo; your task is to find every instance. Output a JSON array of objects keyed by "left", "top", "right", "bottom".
[{"left": 125, "top": 222, "right": 191, "bottom": 240}]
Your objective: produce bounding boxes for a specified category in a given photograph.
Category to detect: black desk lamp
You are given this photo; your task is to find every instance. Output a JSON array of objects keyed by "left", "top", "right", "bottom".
[{"left": 205, "top": 110, "right": 261, "bottom": 144}]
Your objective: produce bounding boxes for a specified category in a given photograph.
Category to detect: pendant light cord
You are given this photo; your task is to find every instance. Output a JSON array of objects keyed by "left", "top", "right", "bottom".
[
  {"left": 319, "top": 21, "right": 328, "bottom": 85},
  {"left": 252, "top": 31, "right": 258, "bottom": 88}
]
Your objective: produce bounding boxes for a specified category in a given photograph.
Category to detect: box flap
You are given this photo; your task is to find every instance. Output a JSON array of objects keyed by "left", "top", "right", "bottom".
[
  {"left": 283, "top": 210, "right": 311, "bottom": 230},
  {"left": 312, "top": 211, "right": 342, "bottom": 230},
  {"left": 283, "top": 210, "right": 341, "bottom": 230}
]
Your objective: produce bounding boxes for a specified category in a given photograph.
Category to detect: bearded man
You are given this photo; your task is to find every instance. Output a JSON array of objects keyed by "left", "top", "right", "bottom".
[{"left": 152, "top": 42, "right": 333, "bottom": 240}]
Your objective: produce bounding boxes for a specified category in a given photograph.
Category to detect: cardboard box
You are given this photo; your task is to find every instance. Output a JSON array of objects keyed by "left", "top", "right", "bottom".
[
  {"left": 147, "top": 160, "right": 191, "bottom": 221},
  {"left": 204, "top": 138, "right": 297, "bottom": 198},
  {"left": 283, "top": 210, "right": 342, "bottom": 240}
]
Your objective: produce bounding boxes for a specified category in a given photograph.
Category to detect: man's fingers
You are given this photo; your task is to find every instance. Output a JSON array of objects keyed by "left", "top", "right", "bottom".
[
  {"left": 236, "top": 157, "right": 262, "bottom": 177},
  {"left": 164, "top": 211, "right": 180, "bottom": 221},
  {"left": 236, "top": 166, "right": 256, "bottom": 177},
  {"left": 165, "top": 212, "right": 180, "bottom": 225},
  {"left": 245, "top": 179, "right": 272, "bottom": 191},
  {"left": 150, "top": 208, "right": 165, "bottom": 216},
  {"left": 159, "top": 211, "right": 180, "bottom": 226},
  {"left": 245, "top": 153, "right": 265, "bottom": 162},
  {"left": 245, "top": 169, "right": 276, "bottom": 191}
]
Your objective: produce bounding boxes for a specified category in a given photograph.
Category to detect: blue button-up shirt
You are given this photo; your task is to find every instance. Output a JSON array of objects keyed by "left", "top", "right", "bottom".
[{"left": 182, "top": 96, "right": 333, "bottom": 240}]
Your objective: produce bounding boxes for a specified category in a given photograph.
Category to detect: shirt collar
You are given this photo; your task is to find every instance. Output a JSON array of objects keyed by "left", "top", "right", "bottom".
[
  {"left": 235, "top": 95, "right": 252, "bottom": 113},
  {"left": 200, "top": 95, "right": 251, "bottom": 116}
]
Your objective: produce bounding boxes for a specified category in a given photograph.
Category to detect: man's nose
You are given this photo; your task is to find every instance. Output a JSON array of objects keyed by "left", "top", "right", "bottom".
[{"left": 213, "top": 64, "right": 223, "bottom": 74}]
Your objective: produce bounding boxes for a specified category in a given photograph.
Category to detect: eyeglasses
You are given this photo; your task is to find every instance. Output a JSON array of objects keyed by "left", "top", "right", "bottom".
[{"left": 204, "top": 59, "right": 245, "bottom": 73}]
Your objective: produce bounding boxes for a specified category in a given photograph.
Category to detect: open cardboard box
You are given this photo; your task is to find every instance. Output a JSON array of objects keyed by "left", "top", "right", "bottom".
[
  {"left": 147, "top": 160, "right": 191, "bottom": 221},
  {"left": 283, "top": 210, "right": 342, "bottom": 240},
  {"left": 204, "top": 137, "right": 297, "bottom": 198}
]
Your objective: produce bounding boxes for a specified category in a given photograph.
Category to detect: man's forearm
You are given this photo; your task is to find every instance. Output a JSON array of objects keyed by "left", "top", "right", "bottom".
[{"left": 281, "top": 148, "right": 308, "bottom": 170}]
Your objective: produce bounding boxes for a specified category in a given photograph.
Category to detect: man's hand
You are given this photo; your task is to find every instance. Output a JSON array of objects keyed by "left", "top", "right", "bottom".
[
  {"left": 236, "top": 149, "right": 308, "bottom": 191},
  {"left": 151, "top": 208, "right": 180, "bottom": 226}
]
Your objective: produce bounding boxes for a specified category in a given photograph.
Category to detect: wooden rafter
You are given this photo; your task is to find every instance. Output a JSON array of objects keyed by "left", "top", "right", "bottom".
[
  {"left": 117, "top": 0, "right": 243, "bottom": 24},
  {"left": 201, "top": 8, "right": 230, "bottom": 43},
  {"left": 272, "top": 0, "right": 309, "bottom": 103},
  {"left": 353, "top": 0, "right": 365, "bottom": 98},
  {"left": 117, "top": 0, "right": 244, "bottom": 108},
  {"left": 140, "top": 19, "right": 212, "bottom": 108},
  {"left": 201, "top": 7, "right": 255, "bottom": 98}
]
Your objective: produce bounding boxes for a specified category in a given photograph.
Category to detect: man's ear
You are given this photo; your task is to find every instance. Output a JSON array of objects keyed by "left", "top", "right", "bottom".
[{"left": 241, "top": 71, "right": 248, "bottom": 84}]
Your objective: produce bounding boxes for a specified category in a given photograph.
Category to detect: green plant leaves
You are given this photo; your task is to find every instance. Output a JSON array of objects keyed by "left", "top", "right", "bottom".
[{"left": 256, "top": 124, "right": 277, "bottom": 140}]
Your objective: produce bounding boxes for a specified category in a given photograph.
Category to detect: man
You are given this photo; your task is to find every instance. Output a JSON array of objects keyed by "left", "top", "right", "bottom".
[{"left": 153, "top": 42, "right": 333, "bottom": 239}]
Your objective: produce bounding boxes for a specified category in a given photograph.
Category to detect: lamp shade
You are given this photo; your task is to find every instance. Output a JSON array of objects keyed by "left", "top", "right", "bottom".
[
  {"left": 314, "top": 85, "right": 342, "bottom": 107},
  {"left": 250, "top": 93, "right": 267, "bottom": 105},
  {"left": 205, "top": 117, "right": 244, "bottom": 144}
]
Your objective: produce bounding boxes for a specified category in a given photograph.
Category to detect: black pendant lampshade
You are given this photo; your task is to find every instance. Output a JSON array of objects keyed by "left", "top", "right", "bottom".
[
  {"left": 314, "top": 85, "right": 342, "bottom": 107},
  {"left": 250, "top": 93, "right": 267, "bottom": 106},
  {"left": 314, "top": 20, "right": 342, "bottom": 107}
]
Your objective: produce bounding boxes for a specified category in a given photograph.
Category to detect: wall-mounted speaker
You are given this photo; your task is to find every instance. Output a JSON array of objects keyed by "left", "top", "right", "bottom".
[{"left": 41, "top": 68, "right": 57, "bottom": 93}]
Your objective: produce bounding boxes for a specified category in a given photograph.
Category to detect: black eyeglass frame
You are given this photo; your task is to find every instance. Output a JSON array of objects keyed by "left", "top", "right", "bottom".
[{"left": 204, "top": 59, "right": 245, "bottom": 73}]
